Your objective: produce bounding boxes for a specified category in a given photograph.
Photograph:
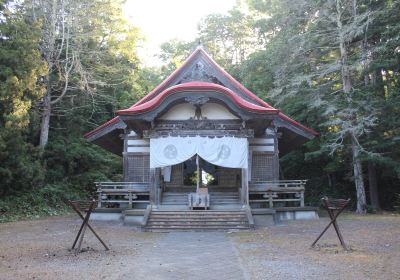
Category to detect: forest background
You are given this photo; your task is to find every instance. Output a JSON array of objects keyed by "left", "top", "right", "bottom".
[{"left": 1, "top": 0, "right": 399, "bottom": 221}]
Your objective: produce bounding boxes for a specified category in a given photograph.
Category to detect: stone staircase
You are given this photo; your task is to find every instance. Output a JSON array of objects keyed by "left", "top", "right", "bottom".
[
  {"left": 141, "top": 191, "right": 254, "bottom": 231},
  {"left": 161, "top": 191, "right": 241, "bottom": 208},
  {"left": 143, "top": 208, "right": 251, "bottom": 232}
]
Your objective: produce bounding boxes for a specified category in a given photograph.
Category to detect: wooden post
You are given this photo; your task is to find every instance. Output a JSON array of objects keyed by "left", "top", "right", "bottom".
[
  {"left": 268, "top": 193, "right": 273, "bottom": 208},
  {"left": 300, "top": 191, "right": 305, "bottom": 207},
  {"left": 241, "top": 168, "right": 249, "bottom": 205},
  {"left": 97, "top": 191, "right": 102, "bottom": 208},
  {"left": 155, "top": 168, "right": 161, "bottom": 206},
  {"left": 149, "top": 168, "right": 156, "bottom": 206},
  {"left": 128, "top": 192, "right": 133, "bottom": 209},
  {"left": 63, "top": 199, "right": 109, "bottom": 251},
  {"left": 196, "top": 155, "right": 200, "bottom": 193}
]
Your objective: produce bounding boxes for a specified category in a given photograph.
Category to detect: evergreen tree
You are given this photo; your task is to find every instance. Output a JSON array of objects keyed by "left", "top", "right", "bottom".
[
  {"left": 245, "top": 0, "right": 400, "bottom": 212},
  {"left": 0, "top": 1, "right": 47, "bottom": 196}
]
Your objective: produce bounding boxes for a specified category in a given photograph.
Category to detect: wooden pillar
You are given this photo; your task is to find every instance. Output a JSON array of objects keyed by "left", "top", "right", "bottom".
[
  {"left": 149, "top": 168, "right": 160, "bottom": 207},
  {"left": 241, "top": 168, "right": 249, "bottom": 206},
  {"left": 128, "top": 192, "right": 133, "bottom": 209},
  {"left": 268, "top": 193, "right": 273, "bottom": 208},
  {"left": 97, "top": 191, "right": 102, "bottom": 208},
  {"left": 196, "top": 155, "right": 201, "bottom": 192},
  {"left": 156, "top": 168, "right": 161, "bottom": 206}
]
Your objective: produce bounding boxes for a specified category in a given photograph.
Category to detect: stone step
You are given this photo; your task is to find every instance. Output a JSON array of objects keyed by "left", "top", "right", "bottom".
[
  {"left": 162, "top": 193, "right": 239, "bottom": 197},
  {"left": 150, "top": 210, "right": 245, "bottom": 214},
  {"left": 162, "top": 197, "right": 240, "bottom": 199},
  {"left": 164, "top": 188, "right": 238, "bottom": 193},
  {"left": 163, "top": 192, "right": 239, "bottom": 194},
  {"left": 161, "top": 202, "right": 241, "bottom": 205},
  {"left": 148, "top": 220, "right": 247, "bottom": 224},
  {"left": 149, "top": 217, "right": 246, "bottom": 221},
  {"left": 145, "top": 225, "right": 250, "bottom": 231},
  {"left": 148, "top": 220, "right": 249, "bottom": 225},
  {"left": 162, "top": 194, "right": 239, "bottom": 200},
  {"left": 162, "top": 197, "right": 240, "bottom": 200},
  {"left": 146, "top": 224, "right": 250, "bottom": 228},
  {"left": 148, "top": 210, "right": 246, "bottom": 217},
  {"left": 161, "top": 197, "right": 239, "bottom": 203},
  {"left": 144, "top": 208, "right": 250, "bottom": 231}
]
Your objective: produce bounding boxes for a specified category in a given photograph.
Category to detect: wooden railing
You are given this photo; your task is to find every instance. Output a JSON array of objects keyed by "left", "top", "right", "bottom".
[
  {"left": 95, "top": 182, "right": 150, "bottom": 208},
  {"left": 249, "top": 180, "right": 307, "bottom": 208}
]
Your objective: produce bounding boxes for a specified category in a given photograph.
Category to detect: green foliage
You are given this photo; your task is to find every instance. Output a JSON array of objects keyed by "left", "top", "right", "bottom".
[
  {"left": 0, "top": 129, "right": 44, "bottom": 196},
  {"left": 0, "top": 0, "right": 149, "bottom": 222},
  {"left": 0, "top": 3, "right": 46, "bottom": 129},
  {"left": 0, "top": 183, "right": 81, "bottom": 222},
  {"left": 0, "top": 2, "right": 46, "bottom": 198},
  {"left": 198, "top": 6, "right": 261, "bottom": 68},
  {"left": 243, "top": 0, "right": 400, "bottom": 209},
  {"left": 158, "top": 39, "right": 197, "bottom": 77}
]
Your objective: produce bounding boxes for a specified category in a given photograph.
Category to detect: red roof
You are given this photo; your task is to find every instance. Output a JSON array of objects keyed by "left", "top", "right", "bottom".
[
  {"left": 116, "top": 82, "right": 278, "bottom": 115},
  {"left": 132, "top": 46, "right": 276, "bottom": 109},
  {"left": 84, "top": 116, "right": 120, "bottom": 138},
  {"left": 125, "top": 46, "right": 317, "bottom": 136},
  {"left": 85, "top": 46, "right": 318, "bottom": 139}
]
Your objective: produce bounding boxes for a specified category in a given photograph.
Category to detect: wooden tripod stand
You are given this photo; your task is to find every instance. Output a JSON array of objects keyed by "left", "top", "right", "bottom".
[
  {"left": 63, "top": 199, "right": 109, "bottom": 253},
  {"left": 311, "top": 197, "right": 350, "bottom": 250}
]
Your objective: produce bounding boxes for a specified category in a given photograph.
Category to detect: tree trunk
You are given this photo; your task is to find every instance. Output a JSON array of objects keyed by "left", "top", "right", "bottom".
[
  {"left": 368, "top": 162, "right": 380, "bottom": 211},
  {"left": 336, "top": 0, "right": 367, "bottom": 214},
  {"left": 39, "top": 92, "right": 51, "bottom": 148},
  {"left": 351, "top": 136, "right": 367, "bottom": 214}
]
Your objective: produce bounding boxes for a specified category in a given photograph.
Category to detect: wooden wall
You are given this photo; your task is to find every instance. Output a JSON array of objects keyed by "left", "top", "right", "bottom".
[
  {"left": 121, "top": 128, "right": 280, "bottom": 186},
  {"left": 123, "top": 132, "right": 150, "bottom": 182},
  {"left": 217, "top": 167, "right": 241, "bottom": 188},
  {"left": 165, "top": 164, "right": 184, "bottom": 188},
  {"left": 249, "top": 130, "right": 279, "bottom": 183}
]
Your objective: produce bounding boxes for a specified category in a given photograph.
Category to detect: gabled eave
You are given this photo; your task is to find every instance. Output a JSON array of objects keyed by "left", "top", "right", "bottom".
[{"left": 84, "top": 116, "right": 126, "bottom": 155}]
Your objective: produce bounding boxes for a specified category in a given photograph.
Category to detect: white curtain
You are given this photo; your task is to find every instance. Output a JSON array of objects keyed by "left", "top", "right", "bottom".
[{"left": 150, "top": 136, "right": 248, "bottom": 169}]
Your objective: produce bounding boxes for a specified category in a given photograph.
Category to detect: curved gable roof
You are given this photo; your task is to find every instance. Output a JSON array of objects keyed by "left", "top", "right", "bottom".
[
  {"left": 84, "top": 46, "right": 318, "bottom": 155},
  {"left": 116, "top": 82, "right": 278, "bottom": 115},
  {"left": 120, "top": 46, "right": 317, "bottom": 136},
  {"left": 130, "top": 46, "right": 274, "bottom": 109}
]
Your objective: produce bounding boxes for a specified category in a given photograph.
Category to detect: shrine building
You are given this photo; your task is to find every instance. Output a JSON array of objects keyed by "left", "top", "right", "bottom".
[{"left": 84, "top": 46, "right": 319, "bottom": 231}]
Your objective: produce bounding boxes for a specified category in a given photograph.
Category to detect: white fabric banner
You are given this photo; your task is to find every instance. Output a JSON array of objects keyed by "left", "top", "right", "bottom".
[{"left": 150, "top": 136, "right": 248, "bottom": 169}]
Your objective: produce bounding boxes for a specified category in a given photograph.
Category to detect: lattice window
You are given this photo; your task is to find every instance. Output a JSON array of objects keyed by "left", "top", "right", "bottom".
[
  {"left": 126, "top": 154, "right": 149, "bottom": 183},
  {"left": 217, "top": 167, "right": 240, "bottom": 187},
  {"left": 251, "top": 152, "right": 274, "bottom": 182}
]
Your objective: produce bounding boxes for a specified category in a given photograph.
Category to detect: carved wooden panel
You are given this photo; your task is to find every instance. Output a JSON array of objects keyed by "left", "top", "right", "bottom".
[
  {"left": 125, "top": 154, "right": 150, "bottom": 183},
  {"left": 251, "top": 152, "right": 275, "bottom": 182}
]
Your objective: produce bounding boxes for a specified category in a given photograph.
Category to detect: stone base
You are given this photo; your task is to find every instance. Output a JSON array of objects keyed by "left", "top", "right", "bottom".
[
  {"left": 274, "top": 207, "right": 319, "bottom": 221},
  {"left": 90, "top": 206, "right": 319, "bottom": 228},
  {"left": 91, "top": 208, "right": 146, "bottom": 225},
  {"left": 253, "top": 215, "right": 276, "bottom": 226},
  {"left": 251, "top": 208, "right": 276, "bottom": 227},
  {"left": 251, "top": 207, "right": 319, "bottom": 226},
  {"left": 123, "top": 215, "right": 144, "bottom": 226},
  {"left": 90, "top": 212, "right": 122, "bottom": 221}
]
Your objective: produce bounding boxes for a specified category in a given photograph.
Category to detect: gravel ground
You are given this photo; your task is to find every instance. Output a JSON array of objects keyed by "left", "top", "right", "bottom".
[
  {"left": 0, "top": 213, "right": 399, "bottom": 280},
  {"left": 231, "top": 213, "right": 400, "bottom": 280}
]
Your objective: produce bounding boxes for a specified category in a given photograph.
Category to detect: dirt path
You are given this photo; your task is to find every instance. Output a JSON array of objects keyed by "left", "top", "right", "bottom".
[
  {"left": 231, "top": 214, "right": 400, "bottom": 280},
  {"left": 116, "top": 232, "right": 248, "bottom": 280},
  {"left": 0, "top": 214, "right": 399, "bottom": 279}
]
